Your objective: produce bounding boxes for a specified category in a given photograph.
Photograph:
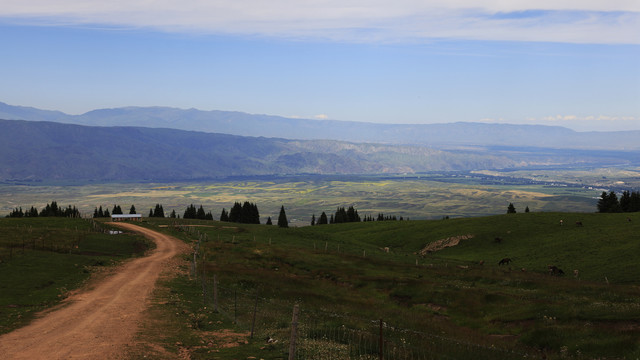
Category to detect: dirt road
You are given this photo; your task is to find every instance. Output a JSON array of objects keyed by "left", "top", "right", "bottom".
[{"left": 0, "top": 223, "right": 188, "bottom": 359}]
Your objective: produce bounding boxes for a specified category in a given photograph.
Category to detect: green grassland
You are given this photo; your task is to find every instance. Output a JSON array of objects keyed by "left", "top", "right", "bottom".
[
  {"left": 0, "top": 218, "right": 153, "bottom": 334},
  {"left": 0, "top": 171, "right": 613, "bottom": 225},
  {"left": 130, "top": 212, "right": 640, "bottom": 359}
]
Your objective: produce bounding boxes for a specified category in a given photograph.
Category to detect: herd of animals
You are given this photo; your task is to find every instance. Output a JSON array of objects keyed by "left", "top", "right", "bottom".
[{"left": 492, "top": 219, "right": 597, "bottom": 277}]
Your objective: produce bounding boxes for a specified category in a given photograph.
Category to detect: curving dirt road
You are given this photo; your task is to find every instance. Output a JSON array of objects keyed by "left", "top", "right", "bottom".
[{"left": 0, "top": 223, "right": 188, "bottom": 360}]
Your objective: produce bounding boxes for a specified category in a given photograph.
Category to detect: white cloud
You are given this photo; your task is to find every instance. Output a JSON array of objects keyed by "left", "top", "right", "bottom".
[
  {"left": 1, "top": 0, "right": 639, "bottom": 44},
  {"left": 314, "top": 114, "right": 329, "bottom": 120}
]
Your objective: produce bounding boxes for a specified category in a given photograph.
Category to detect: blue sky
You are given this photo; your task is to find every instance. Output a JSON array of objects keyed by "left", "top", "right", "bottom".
[{"left": 0, "top": 1, "right": 639, "bottom": 131}]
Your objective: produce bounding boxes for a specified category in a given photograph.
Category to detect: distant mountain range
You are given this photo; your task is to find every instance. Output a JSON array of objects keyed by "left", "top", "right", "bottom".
[
  {"left": 2, "top": 118, "right": 638, "bottom": 182},
  {"left": 2, "top": 101, "right": 639, "bottom": 151}
]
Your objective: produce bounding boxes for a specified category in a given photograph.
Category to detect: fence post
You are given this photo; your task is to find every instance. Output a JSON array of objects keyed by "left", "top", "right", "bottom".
[
  {"left": 288, "top": 304, "right": 300, "bottom": 360},
  {"left": 213, "top": 274, "right": 218, "bottom": 313},
  {"left": 379, "top": 319, "right": 383, "bottom": 360},
  {"left": 250, "top": 290, "right": 259, "bottom": 339}
]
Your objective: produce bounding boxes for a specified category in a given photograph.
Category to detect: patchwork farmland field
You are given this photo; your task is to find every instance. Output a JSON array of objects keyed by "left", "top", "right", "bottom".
[{"left": 0, "top": 171, "right": 613, "bottom": 225}]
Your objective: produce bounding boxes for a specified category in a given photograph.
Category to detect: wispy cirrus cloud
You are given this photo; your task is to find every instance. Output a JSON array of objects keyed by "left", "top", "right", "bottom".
[{"left": 1, "top": 0, "right": 638, "bottom": 44}]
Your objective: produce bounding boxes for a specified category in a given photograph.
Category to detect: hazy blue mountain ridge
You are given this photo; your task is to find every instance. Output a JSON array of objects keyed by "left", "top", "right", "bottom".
[
  {"left": 1, "top": 102, "right": 638, "bottom": 150},
  {"left": 1, "top": 119, "right": 526, "bottom": 181}
]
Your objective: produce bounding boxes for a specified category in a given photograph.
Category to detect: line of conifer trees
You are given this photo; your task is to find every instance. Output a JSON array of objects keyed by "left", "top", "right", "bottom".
[
  {"left": 597, "top": 190, "right": 640, "bottom": 213},
  {"left": 219, "top": 201, "right": 260, "bottom": 224},
  {"left": 183, "top": 204, "right": 214, "bottom": 220},
  {"left": 7, "top": 201, "right": 80, "bottom": 218},
  {"left": 310, "top": 207, "right": 403, "bottom": 225}
]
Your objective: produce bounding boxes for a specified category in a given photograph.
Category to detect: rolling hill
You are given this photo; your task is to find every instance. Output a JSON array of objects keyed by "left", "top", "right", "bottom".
[
  {"left": 1, "top": 119, "right": 524, "bottom": 181},
  {"left": 2, "top": 101, "right": 639, "bottom": 150}
]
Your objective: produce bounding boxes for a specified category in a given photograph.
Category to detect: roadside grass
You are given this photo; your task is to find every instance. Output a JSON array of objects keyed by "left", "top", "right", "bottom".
[
  {"left": 0, "top": 217, "right": 153, "bottom": 334},
  {"left": 139, "top": 212, "right": 640, "bottom": 359}
]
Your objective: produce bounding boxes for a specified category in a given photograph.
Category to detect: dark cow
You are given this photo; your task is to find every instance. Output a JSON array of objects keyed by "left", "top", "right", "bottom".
[
  {"left": 548, "top": 265, "right": 565, "bottom": 276},
  {"left": 494, "top": 237, "right": 503, "bottom": 243},
  {"left": 575, "top": 221, "right": 583, "bottom": 226},
  {"left": 498, "top": 258, "right": 511, "bottom": 266}
]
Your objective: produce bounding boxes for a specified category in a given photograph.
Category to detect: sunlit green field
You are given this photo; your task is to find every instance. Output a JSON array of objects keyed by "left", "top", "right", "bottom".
[{"left": 0, "top": 172, "right": 611, "bottom": 226}]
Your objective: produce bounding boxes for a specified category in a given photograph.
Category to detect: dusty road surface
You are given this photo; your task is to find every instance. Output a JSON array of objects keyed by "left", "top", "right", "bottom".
[{"left": 0, "top": 223, "right": 188, "bottom": 359}]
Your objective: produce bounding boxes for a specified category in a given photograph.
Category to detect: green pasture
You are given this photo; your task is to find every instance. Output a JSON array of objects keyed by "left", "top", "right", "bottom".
[
  {"left": 0, "top": 218, "right": 152, "bottom": 334},
  {"left": 137, "top": 212, "right": 640, "bottom": 359}
]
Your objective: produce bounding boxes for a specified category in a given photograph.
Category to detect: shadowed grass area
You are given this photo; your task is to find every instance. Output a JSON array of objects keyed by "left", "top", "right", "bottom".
[
  {"left": 0, "top": 218, "right": 153, "bottom": 334},
  {"left": 137, "top": 212, "right": 640, "bottom": 359}
]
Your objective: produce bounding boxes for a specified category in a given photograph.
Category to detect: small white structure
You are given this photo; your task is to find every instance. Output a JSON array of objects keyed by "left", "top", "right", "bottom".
[{"left": 111, "top": 214, "right": 142, "bottom": 222}]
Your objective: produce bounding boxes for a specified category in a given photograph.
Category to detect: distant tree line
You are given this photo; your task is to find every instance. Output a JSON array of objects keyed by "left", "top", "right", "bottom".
[
  {"left": 310, "top": 206, "right": 403, "bottom": 225},
  {"left": 183, "top": 204, "right": 214, "bottom": 220},
  {"left": 597, "top": 191, "right": 640, "bottom": 213},
  {"left": 220, "top": 201, "right": 260, "bottom": 224},
  {"left": 7, "top": 201, "right": 80, "bottom": 218},
  {"left": 93, "top": 204, "right": 139, "bottom": 218}
]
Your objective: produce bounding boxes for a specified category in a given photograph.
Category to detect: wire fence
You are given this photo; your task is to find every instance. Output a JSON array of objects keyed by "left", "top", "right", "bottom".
[{"left": 179, "top": 227, "right": 535, "bottom": 360}]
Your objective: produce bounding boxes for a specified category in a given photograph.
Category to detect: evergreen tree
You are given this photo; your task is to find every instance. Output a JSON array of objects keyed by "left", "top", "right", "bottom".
[
  {"left": 228, "top": 202, "right": 242, "bottom": 223},
  {"left": 93, "top": 207, "right": 99, "bottom": 218},
  {"left": 196, "top": 205, "right": 206, "bottom": 220},
  {"left": 129, "top": 205, "right": 137, "bottom": 214},
  {"left": 220, "top": 208, "right": 229, "bottom": 222},
  {"left": 205, "top": 211, "right": 214, "bottom": 220},
  {"left": 104, "top": 208, "right": 110, "bottom": 217},
  {"left": 27, "top": 206, "right": 39, "bottom": 217},
  {"left": 620, "top": 191, "right": 632, "bottom": 212},
  {"left": 311, "top": 214, "right": 316, "bottom": 226},
  {"left": 318, "top": 212, "right": 328, "bottom": 225},
  {"left": 170, "top": 209, "right": 176, "bottom": 218},
  {"left": 266, "top": 216, "right": 272, "bottom": 225},
  {"left": 149, "top": 208, "right": 154, "bottom": 217},
  {"left": 154, "top": 204, "right": 165, "bottom": 218},
  {"left": 597, "top": 191, "right": 621, "bottom": 213},
  {"left": 112, "top": 205, "right": 123, "bottom": 215},
  {"left": 98, "top": 206, "right": 104, "bottom": 218},
  {"left": 630, "top": 191, "right": 640, "bottom": 212},
  {"left": 525, "top": 206, "right": 530, "bottom": 213},
  {"left": 183, "top": 204, "right": 197, "bottom": 219},
  {"left": 277, "top": 206, "right": 288, "bottom": 228},
  {"left": 507, "top": 203, "right": 516, "bottom": 214}
]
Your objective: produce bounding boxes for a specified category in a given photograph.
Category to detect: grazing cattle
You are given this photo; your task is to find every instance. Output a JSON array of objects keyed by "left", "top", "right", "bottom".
[
  {"left": 560, "top": 219, "right": 564, "bottom": 226},
  {"left": 573, "top": 269, "right": 579, "bottom": 278},
  {"left": 479, "top": 260, "right": 485, "bottom": 266},
  {"left": 575, "top": 221, "right": 583, "bottom": 226},
  {"left": 494, "top": 237, "right": 503, "bottom": 243},
  {"left": 498, "top": 258, "right": 511, "bottom": 266},
  {"left": 628, "top": 217, "right": 632, "bottom": 222},
  {"left": 548, "top": 265, "right": 565, "bottom": 276}
]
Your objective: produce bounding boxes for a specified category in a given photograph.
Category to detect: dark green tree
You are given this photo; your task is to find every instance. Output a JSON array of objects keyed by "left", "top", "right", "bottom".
[
  {"left": 170, "top": 209, "right": 176, "bottom": 218},
  {"left": 220, "top": 208, "right": 229, "bottom": 222},
  {"left": 525, "top": 206, "right": 530, "bottom": 213},
  {"left": 311, "top": 214, "right": 316, "bottom": 226},
  {"left": 277, "top": 206, "right": 288, "bottom": 228},
  {"left": 507, "top": 203, "right": 516, "bottom": 214},
  {"left": 266, "top": 216, "right": 272, "bottom": 225},
  {"left": 318, "top": 212, "right": 328, "bottom": 225},
  {"left": 154, "top": 204, "right": 165, "bottom": 218},
  {"left": 183, "top": 204, "right": 197, "bottom": 219},
  {"left": 148, "top": 208, "right": 154, "bottom": 217},
  {"left": 112, "top": 205, "right": 123, "bottom": 215},
  {"left": 129, "top": 205, "right": 137, "bottom": 214},
  {"left": 597, "top": 191, "right": 621, "bottom": 213},
  {"left": 196, "top": 205, "right": 206, "bottom": 220}
]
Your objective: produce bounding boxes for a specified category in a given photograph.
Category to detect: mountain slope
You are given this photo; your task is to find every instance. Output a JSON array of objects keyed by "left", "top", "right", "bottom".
[
  {"left": 1, "top": 119, "right": 522, "bottom": 181},
  {"left": 2, "top": 102, "right": 638, "bottom": 150}
]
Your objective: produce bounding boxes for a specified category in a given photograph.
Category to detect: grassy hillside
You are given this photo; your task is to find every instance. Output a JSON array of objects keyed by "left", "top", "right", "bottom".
[
  {"left": 0, "top": 218, "right": 152, "bottom": 334},
  {"left": 134, "top": 212, "right": 639, "bottom": 359},
  {"left": 1, "top": 213, "right": 638, "bottom": 358}
]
